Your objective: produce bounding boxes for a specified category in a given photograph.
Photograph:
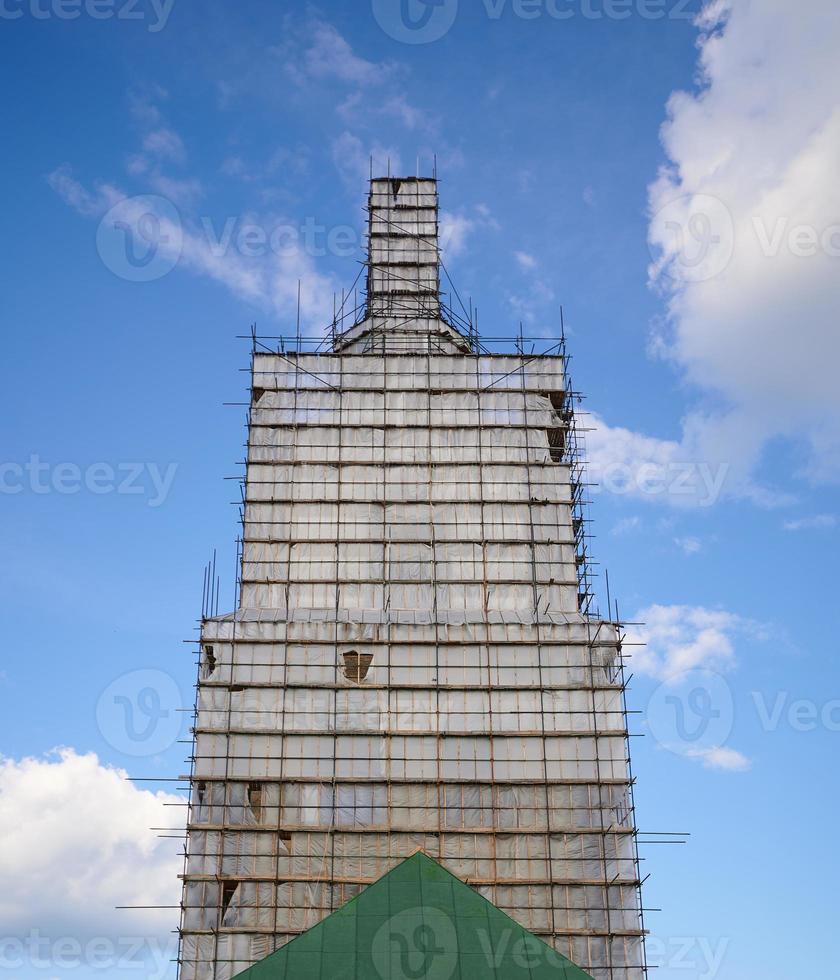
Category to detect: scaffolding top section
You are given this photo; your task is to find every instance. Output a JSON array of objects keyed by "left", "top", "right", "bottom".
[
  {"left": 334, "top": 176, "right": 472, "bottom": 355},
  {"left": 252, "top": 351, "right": 568, "bottom": 393}
]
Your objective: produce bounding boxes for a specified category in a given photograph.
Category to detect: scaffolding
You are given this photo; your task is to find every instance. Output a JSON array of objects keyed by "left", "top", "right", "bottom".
[{"left": 177, "top": 177, "right": 648, "bottom": 980}]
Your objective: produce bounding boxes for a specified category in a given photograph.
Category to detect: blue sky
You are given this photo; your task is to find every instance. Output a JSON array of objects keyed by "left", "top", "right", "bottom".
[{"left": 1, "top": 2, "right": 837, "bottom": 978}]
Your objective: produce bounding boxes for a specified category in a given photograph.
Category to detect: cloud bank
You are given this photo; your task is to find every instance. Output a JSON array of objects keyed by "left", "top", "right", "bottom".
[{"left": 0, "top": 749, "right": 183, "bottom": 944}]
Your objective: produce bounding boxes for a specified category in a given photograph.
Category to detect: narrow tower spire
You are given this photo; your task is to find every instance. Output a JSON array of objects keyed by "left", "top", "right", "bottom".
[{"left": 334, "top": 175, "right": 470, "bottom": 353}]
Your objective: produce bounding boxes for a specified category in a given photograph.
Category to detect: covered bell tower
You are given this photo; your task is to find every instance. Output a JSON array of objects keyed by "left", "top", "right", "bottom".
[{"left": 178, "top": 175, "right": 648, "bottom": 980}]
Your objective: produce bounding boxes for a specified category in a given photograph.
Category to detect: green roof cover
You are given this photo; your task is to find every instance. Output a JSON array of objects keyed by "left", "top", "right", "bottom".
[{"left": 233, "top": 851, "right": 594, "bottom": 980}]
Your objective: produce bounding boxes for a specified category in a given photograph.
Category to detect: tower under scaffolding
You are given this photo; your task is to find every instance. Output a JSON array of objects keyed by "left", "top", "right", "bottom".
[{"left": 178, "top": 177, "right": 648, "bottom": 980}]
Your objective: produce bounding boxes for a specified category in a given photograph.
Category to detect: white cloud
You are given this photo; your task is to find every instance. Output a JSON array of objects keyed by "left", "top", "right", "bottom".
[
  {"left": 586, "top": 414, "right": 717, "bottom": 507},
  {"left": 440, "top": 212, "right": 477, "bottom": 259},
  {"left": 280, "top": 20, "right": 436, "bottom": 143},
  {"left": 587, "top": 414, "right": 682, "bottom": 494},
  {"left": 584, "top": 411, "right": 787, "bottom": 508},
  {"left": 292, "top": 21, "right": 394, "bottom": 87},
  {"left": 783, "top": 514, "right": 836, "bottom": 532},
  {"left": 331, "top": 131, "right": 403, "bottom": 192},
  {"left": 611, "top": 516, "right": 642, "bottom": 536},
  {"left": 437, "top": 207, "right": 498, "bottom": 261},
  {"left": 675, "top": 536, "right": 702, "bottom": 555},
  {"left": 123, "top": 92, "right": 202, "bottom": 207},
  {"left": 142, "top": 128, "right": 186, "bottom": 164},
  {"left": 627, "top": 603, "right": 755, "bottom": 682},
  {"left": 506, "top": 277, "right": 555, "bottom": 333},
  {"left": 517, "top": 169, "right": 535, "bottom": 193},
  {"left": 648, "top": 0, "right": 840, "bottom": 489},
  {"left": 632, "top": 605, "right": 760, "bottom": 772},
  {"left": 148, "top": 174, "right": 204, "bottom": 207},
  {"left": 514, "top": 250, "right": 537, "bottom": 270},
  {"left": 0, "top": 749, "right": 182, "bottom": 942},
  {"left": 380, "top": 95, "right": 430, "bottom": 131},
  {"left": 50, "top": 169, "right": 338, "bottom": 332},
  {"left": 688, "top": 746, "right": 752, "bottom": 772},
  {"left": 47, "top": 165, "right": 106, "bottom": 217},
  {"left": 128, "top": 88, "right": 168, "bottom": 128}
]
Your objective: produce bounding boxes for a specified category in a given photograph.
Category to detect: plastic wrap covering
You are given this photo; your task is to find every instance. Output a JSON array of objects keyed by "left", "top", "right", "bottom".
[
  {"left": 211, "top": 935, "right": 284, "bottom": 980},
  {"left": 187, "top": 781, "right": 631, "bottom": 834},
  {"left": 250, "top": 390, "right": 561, "bottom": 429},
  {"left": 248, "top": 424, "right": 564, "bottom": 465},
  {"left": 180, "top": 347, "right": 645, "bottom": 980},
  {"left": 244, "top": 463, "right": 573, "bottom": 506},
  {"left": 251, "top": 353, "right": 567, "bottom": 393}
]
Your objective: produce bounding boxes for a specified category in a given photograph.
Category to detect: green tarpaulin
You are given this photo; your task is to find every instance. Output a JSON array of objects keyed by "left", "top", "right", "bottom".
[{"left": 232, "top": 851, "right": 594, "bottom": 979}]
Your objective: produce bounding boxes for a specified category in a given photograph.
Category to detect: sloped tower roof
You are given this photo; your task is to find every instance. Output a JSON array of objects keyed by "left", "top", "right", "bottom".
[{"left": 231, "top": 852, "right": 594, "bottom": 980}]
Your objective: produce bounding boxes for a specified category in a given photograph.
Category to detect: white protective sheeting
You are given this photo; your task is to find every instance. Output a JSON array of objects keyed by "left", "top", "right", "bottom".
[{"left": 180, "top": 346, "right": 644, "bottom": 980}]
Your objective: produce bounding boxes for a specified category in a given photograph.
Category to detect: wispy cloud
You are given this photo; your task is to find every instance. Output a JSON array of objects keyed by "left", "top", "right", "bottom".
[
  {"left": 631, "top": 603, "right": 761, "bottom": 774},
  {"left": 47, "top": 165, "right": 108, "bottom": 217},
  {"left": 506, "top": 278, "right": 556, "bottom": 333},
  {"left": 628, "top": 603, "right": 763, "bottom": 682},
  {"left": 783, "top": 514, "right": 836, "bottom": 532},
  {"left": 380, "top": 94, "right": 433, "bottom": 131},
  {"left": 611, "top": 516, "right": 642, "bottom": 536},
  {"left": 125, "top": 89, "right": 202, "bottom": 206},
  {"left": 689, "top": 746, "right": 752, "bottom": 772},
  {"left": 49, "top": 164, "right": 338, "bottom": 331},
  {"left": 440, "top": 212, "right": 475, "bottom": 259},
  {"left": 514, "top": 250, "right": 538, "bottom": 271},
  {"left": 141, "top": 126, "right": 186, "bottom": 164},
  {"left": 284, "top": 20, "right": 396, "bottom": 88},
  {"left": 585, "top": 411, "right": 790, "bottom": 509},
  {"left": 675, "top": 536, "right": 703, "bottom": 555},
  {"left": 438, "top": 206, "right": 498, "bottom": 260},
  {"left": 331, "top": 131, "right": 404, "bottom": 191}
]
